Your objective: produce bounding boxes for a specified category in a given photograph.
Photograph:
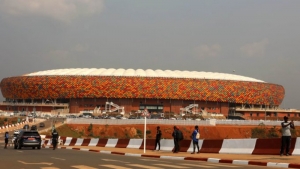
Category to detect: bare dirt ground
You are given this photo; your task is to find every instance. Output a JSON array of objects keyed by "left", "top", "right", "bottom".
[{"left": 64, "top": 124, "right": 288, "bottom": 139}]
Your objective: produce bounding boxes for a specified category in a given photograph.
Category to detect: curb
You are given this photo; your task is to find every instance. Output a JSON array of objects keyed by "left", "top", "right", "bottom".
[{"left": 42, "top": 146, "right": 300, "bottom": 169}]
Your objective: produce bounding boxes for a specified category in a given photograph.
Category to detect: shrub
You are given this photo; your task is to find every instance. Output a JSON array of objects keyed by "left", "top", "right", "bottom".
[
  {"left": 136, "top": 129, "right": 143, "bottom": 138},
  {"left": 267, "top": 126, "right": 279, "bottom": 138},
  {"left": 251, "top": 126, "right": 267, "bottom": 138},
  {"left": 88, "top": 123, "right": 93, "bottom": 132},
  {"left": 88, "top": 123, "right": 93, "bottom": 136},
  {"left": 146, "top": 130, "right": 151, "bottom": 135}
]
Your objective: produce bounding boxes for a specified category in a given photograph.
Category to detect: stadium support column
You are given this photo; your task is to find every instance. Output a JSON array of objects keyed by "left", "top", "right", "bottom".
[
  {"left": 169, "top": 99, "right": 171, "bottom": 119},
  {"left": 264, "top": 105, "right": 266, "bottom": 121}
]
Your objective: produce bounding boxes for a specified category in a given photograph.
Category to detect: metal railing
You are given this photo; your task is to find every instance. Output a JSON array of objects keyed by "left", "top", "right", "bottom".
[
  {"left": 66, "top": 118, "right": 215, "bottom": 126},
  {"left": 216, "top": 119, "right": 300, "bottom": 126},
  {"left": 66, "top": 118, "right": 300, "bottom": 126}
]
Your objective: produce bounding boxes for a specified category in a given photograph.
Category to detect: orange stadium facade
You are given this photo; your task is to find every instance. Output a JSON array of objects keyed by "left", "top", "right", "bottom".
[{"left": 0, "top": 68, "right": 298, "bottom": 119}]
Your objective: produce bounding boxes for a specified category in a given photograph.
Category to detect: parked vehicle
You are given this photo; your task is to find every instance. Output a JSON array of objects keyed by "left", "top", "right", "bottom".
[
  {"left": 23, "top": 124, "right": 30, "bottom": 130},
  {"left": 30, "top": 125, "right": 37, "bottom": 130},
  {"left": 39, "top": 122, "right": 45, "bottom": 127},
  {"left": 14, "top": 130, "right": 41, "bottom": 149}
]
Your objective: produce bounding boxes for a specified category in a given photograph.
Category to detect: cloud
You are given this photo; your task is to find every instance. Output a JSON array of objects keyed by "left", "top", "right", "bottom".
[
  {"left": 44, "top": 43, "right": 88, "bottom": 59},
  {"left": 0, "top": 0, "right": 104, "bottom": 23},
  {"left": 47, "top": 49, "right": 70, "bottom": 59},
  {"left": 73, "top": 44, "right": 89, "bottom": 52},
  {"left": 240, "top": 39, "right": 269, "bottom": 58},
  {"left": 194, "top": 44, "right": 221, "bottom": 58}
]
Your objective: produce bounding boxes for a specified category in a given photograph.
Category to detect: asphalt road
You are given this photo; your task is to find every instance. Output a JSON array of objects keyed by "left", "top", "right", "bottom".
[
  {"left": 0, "top": 118, "right": 285, "bottom": 169},
  {"left": 0, "top": 143, "right": 286, "bottom": 169}
]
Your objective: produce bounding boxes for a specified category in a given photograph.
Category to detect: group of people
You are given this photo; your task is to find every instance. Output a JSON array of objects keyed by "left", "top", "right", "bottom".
[
  {"left": 153, "top": 125, "right": 200, "bottom": 154},
  {"left": 153, "top": 116, "right": 295, "bottom": 156}
]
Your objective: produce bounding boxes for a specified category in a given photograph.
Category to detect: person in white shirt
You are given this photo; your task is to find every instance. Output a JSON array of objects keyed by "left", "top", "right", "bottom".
[{"left": 280, "top": 116, "right": 295, "bottom": 156}]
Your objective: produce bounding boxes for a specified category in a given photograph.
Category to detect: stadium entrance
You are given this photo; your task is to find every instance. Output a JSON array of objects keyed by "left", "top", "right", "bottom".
[{"left": 139, "top": 104, "right": 163, "bottom": 114}]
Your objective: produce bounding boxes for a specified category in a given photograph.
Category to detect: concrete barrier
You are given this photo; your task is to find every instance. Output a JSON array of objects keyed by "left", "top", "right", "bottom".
[
  {"left": 187, "top": 140, "right": 204, "bottom": 152},
  {"left": 115, "top": 139, "right": 130, "bottom": 148},
  {"left": 106, "top": 139, "right": 118, "bottom": 148},
  {"left": 219, "top": 139, "right": 257, "bottom": 154},
  {"left": 200, "top": 139, "right": 223, "bottom": 153},
  {"left": 252, "top": 138, "right": 296, "bottom": 155},
  {"left": 127, "top": 139, "right": 143, "bottom": 149},
  {"left": 292, "top": 137, "right": 300, "bottom": 155},
  {"left": 40, "top": 135, "right": 300, "bottom": 155},
  {"left": 159, "top": 139, "right": 174, "bottom": 151},
  {"left": 88, "top": 138, "right": 99, "bottom": 147}
]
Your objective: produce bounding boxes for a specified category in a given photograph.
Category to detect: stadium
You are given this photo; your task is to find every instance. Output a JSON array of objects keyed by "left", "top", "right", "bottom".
[{"left": 0, "top": 68, "right": 297, "bottom": 119}]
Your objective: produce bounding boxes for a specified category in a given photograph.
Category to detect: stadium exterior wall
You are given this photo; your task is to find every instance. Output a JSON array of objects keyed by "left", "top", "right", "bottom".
[{"left": 0, "top": 76, "right": 284, "bottom": 106}]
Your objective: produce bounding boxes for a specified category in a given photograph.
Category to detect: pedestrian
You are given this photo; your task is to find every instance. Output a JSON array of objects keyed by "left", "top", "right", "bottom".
[
  {"left": 4, "top": 131, "right": 9, "bottom": 149},
  {"left": 52, "top": 129, "right": 59, "bottom": 150},
  {"left": 177, "top": 126, "right": 184, "bottom": 151},
  {"left": 191, "top": 125, "right": 200, "bottom": 154},
  {"left": 172, "top": 126, "right": 179, "bottom": 153},
  {"left": 280, "top": 116, "right": 295, "bottom": 156},
  {"left": 153, "top": 126, "right": 162, "bottom": 151}
]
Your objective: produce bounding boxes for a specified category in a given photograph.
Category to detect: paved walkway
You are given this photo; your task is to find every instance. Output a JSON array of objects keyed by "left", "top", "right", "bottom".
[{"left": 52, "top": 145, "right": 300, "bottom": 168}]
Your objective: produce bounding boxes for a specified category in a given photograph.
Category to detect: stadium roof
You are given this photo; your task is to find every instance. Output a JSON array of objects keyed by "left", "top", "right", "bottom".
[{"left": 24, "top": 68, "right": 265, "bottom": 83}]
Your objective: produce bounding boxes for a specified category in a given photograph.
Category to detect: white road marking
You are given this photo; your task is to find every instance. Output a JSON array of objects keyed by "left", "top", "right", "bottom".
[
  {"left": 127, "top": 164, "right": 163, "bottom": 169},
  {"left": 18, "top": 161, "right": 52, "bottom": 165},
  {"left": 51, "top": 157, "right": 66, "bottom": 161},
  {"left": 154, "top": 164, "right": 189, "bottom": 168},
  {"left": 140, "top": 159, "right": 160, "bottom": 162},
  {"left": 205, "top": 163, "right": 239, "bottom": 168},
  {"left": 102, "top": 159, "right": 129, "bottom": 163},
  {"left": 100, "top": 165, "right": 131, "bottom": 169},
  {"left": 71, "top": 165, "right": 98, "bottom": 169},
  {"left": 181, "top": 164, "right": 215, "bottom": 168}
]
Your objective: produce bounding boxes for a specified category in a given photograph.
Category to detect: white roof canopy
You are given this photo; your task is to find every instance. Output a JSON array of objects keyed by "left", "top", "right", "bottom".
[{"left": 24, "top": 68, "right": 265, "bottom": 83}]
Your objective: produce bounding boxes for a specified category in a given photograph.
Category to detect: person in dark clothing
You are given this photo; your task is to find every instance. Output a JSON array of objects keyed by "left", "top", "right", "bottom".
[
  {"left": 4, "top": 132, "right": 9, "bottom": 149},
  {"left": 172, "top": 126, "right": 179, "bottom": 153},
  {"left": 191, "top": 125, "right": 200, "bottom": 154},
  {"left": 280, "top": 116, "right": 295, "bottom": 156},
  {"left": 154, "top": 126, "right": 162, "bottom": 151},
  {"left": 52, "top": 129, "right": 59, "bottom": 150}
]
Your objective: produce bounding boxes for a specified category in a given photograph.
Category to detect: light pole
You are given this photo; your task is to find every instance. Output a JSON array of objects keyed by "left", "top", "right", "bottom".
[{"left": 143, "top": 108, "right": 148, "bottom": 154}]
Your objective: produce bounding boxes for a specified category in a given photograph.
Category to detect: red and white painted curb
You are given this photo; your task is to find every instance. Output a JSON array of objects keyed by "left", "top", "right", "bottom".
[
  {"left": 41, "top": 145, "right": 300, "bottom": 168},
  {"left": 0, "top": 122, "right": 28, "bottom": 133}
]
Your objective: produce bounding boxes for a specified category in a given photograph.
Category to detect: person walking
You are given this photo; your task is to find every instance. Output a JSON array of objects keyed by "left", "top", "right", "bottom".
[
  {"left": 172, "top": 126, "right": 179, "bottom": 153},
  {"left": 52, "top": 129, "right": 59, "bottom": 150},
  {"left": 280, "top": 116, "right": 295, "bottom": 156},
  {"left": 154, "top": 126, "right": 162, "bottom": 151},
  {"left": 4, "top": 132, "right": 9, "bottom": 149},
  {"left": 191, "top": 125, "right": 200, "bottom": 154}
]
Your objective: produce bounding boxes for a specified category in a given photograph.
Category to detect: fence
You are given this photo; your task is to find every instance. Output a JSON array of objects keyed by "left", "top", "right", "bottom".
[
  {"left": 66, "top": 118, "right": 300, "bottom": 126},
  {"left": 66, "top": 118, "right": 216, "bottom": 126},
  {"left": 216, "top": 120, "right": 300, "bottom": 126}
]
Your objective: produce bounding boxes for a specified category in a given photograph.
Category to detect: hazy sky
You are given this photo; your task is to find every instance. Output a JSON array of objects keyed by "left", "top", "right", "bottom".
[{"left": 0, "top": 0, "right": 299, "bottom": 109}]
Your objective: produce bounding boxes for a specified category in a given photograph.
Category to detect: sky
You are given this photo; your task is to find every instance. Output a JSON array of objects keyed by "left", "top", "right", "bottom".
[{"left": 0, "top": 0, "right": 299, "bottom": 109}]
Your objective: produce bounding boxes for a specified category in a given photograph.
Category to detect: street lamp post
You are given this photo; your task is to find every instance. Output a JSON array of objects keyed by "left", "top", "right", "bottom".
[{"left": 143, "top": 108, "right": 148, "bottom": 154}]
